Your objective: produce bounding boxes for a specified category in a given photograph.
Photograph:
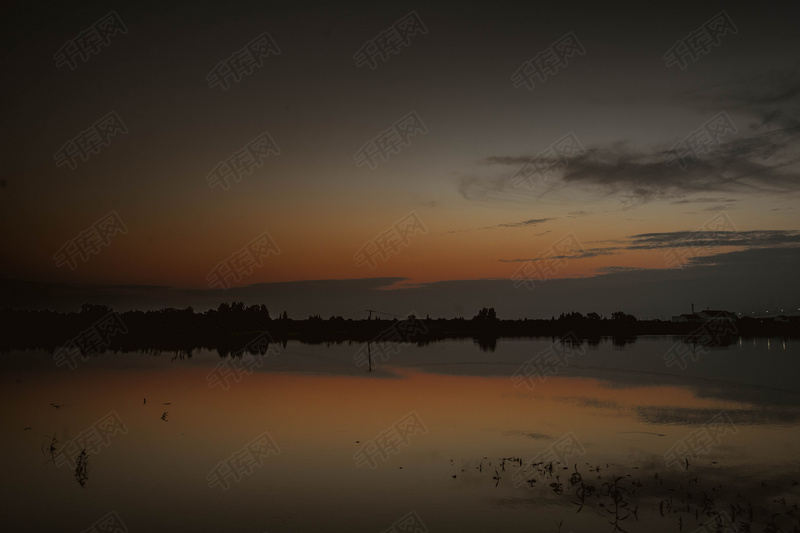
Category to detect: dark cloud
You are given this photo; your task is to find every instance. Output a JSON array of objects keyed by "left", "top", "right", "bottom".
[
  {"left": 460, "top": 132, "right": 800, "bottom": 206},
  {"left": 498, "top": 246, "right": 621, "bottom": 263},
  {"left": 461, "top": 71, "right": 800, "bottom": 207},
  {"left": 627, "top": 229, "right": 800, "bottom": 251},
  {"left": 0, "top": 277, "right": 407, "bottom": 315},
  {"left": 593, "top": 266, "right": 646, "bottom": 275},
  {"left": 98, "top": 284, "right": 171, "bottom": 290},
  {"left": 494, "top": 218, "right": 554, "bottom": 229},
  {"left": 479, "top": 156, "right": 535, "bottom": 166},
  {"left": 3, "top": 247, "right": 799, "bottom": 320},
  {"left": 443, "top": 217, "right": 554, "bottom": 234},
  {"left": 683, "top": 70, "right": 800, "bottom": 130},
  {"left": 559, "top": 132, "right": 800, "bottom": 206},
  {"left": 497, "top": 228, "right": 800, "bottom": 264},
  {"left": 686, "top": 245, "right": 800, "bottom": 266},
  {"left": 670, "top": 197, "right": 739, "bottom": 204}
]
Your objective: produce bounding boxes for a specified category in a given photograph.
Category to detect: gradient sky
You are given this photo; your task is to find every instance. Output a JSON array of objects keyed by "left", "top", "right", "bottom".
[{"left": 2, "top": 0, "right": 799, "bottom": 318}]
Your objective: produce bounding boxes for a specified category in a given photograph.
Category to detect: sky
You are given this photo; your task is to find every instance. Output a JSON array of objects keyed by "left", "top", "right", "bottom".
[{"left": 1, "top": 0, "right": 799, "bottom": 319}]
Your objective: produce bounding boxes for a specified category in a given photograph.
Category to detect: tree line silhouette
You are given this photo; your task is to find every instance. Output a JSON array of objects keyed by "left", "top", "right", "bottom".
[{"left": 0, "top": 303, "right": 796, "bottom": 356}]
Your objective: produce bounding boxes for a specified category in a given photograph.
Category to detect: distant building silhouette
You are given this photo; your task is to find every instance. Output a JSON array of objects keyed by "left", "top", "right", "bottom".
[{"left": 671, "top": 305, "right": 736, "bottom": 323}]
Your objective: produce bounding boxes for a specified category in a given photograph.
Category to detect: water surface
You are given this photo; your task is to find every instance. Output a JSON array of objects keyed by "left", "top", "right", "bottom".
[{"left": 2, "top": 337, "right": 799, "bottom": 532}]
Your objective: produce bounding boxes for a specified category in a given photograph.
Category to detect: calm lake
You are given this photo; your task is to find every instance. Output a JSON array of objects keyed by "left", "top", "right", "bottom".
[{"left": 2, "top": 336, "right": 799, "bottom": 532}]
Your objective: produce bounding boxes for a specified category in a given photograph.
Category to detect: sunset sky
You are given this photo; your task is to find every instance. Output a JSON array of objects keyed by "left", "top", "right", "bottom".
[{"left": 2, "top": 0, "right": 799, "bottom": 318}]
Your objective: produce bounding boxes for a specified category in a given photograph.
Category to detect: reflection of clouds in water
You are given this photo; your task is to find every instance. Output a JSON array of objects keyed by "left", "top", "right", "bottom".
[
  {"left": 636, "top": 405, "right": 800, "bottom": 426},
  {"left": 554, "top": 396, "right": 624, "bottom": 411},
  {"left": 692, "top": 382, "right": 800, "bottom": 408},
  {"left": 502, "top": 430, "right": 552, "bottom": 440},
  {"left": 347, "top": 338, "right": 800, "bottom": 407},
  {"left": 550, "top": 363, "right": 800, "bottom": 411},
  {"left": 21, "top": 336, "right": 800, "bottom": 411},
  {"left": 215, "top": 338, "right": 800, "bottom": 411}
]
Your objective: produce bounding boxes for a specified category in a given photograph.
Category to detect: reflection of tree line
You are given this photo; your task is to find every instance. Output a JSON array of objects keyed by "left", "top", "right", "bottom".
[{"left": 1, "top": 303, "right": 794, "bottom": 356}]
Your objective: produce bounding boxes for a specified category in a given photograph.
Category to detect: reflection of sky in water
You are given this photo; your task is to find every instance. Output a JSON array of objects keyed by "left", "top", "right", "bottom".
[{"left": 1, "top": 337, "right": 798, "bottom": 532}]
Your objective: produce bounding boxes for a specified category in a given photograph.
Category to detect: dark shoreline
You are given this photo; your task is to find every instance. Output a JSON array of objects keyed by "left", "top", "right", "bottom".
[{"left": 2, "top": 305, "right": 797, "bottom": 355}]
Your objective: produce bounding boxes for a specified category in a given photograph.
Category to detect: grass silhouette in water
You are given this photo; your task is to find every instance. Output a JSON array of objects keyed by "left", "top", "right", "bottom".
[
  {"left": 459, "top": 456, "right": 800, "bottom": 532},
  {"left": 41, "top": 433, "right": 58, "bottom": 464},
  {"left": 602, "top": 475, "right": 631, "bottom": 532},
  {"left": 74, "top": 449, "right": 88, "bottom": 487}
]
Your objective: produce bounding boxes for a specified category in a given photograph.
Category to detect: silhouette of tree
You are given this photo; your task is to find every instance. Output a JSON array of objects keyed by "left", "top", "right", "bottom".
[
  {"left": 611, "top": 311, "right": 636, "bottom": 323},
  {"left": 473, "top": 307, "right": 498, "bottom": 321},
  {"left": 2, "top": 303, "right": 796, "bottom": 354},
  {"left": 80, "top": 303, "right": 113, "bottom": 316}
]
